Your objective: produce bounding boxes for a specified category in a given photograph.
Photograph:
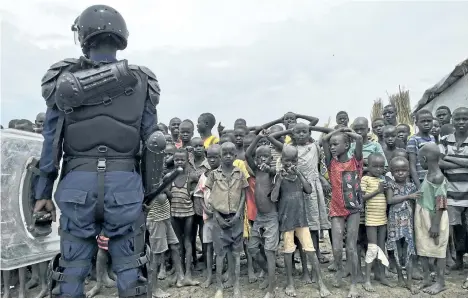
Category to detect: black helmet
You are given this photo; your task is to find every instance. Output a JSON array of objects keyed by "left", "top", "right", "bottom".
[{"left": 72, "top": 5, "right": 128, "bottom": 52}]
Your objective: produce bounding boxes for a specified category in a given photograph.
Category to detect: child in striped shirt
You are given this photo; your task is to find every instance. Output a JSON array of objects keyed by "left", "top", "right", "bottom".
[{"left": 361, "top": 153, "right": 391, "bottom": 292}]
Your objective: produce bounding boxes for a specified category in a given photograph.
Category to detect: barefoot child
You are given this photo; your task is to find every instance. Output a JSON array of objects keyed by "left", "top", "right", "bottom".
[
  {"left": 361, "top": 153, "right": 392, "bottom": 292},
  {"left": 387, "top": 156, "right": 419, "bottom": 294},
  {"left": 205, "top": 142, "right": 249, "bottom": 298},
  {"left": 219, "top": 133, "right": 257, "bottom": 283},
  {"left": 415, "top": 143, "right": 449, "bottom": 295},
  {"left": 193, "top": 144, "right": 222, "bottom": 288},
  {"left": 190, "top": 137, "right": 210, "bottom": 270},
  {"left": 322, "top": 127, "right": 363, "bottom": 298},
  {"left": 170, "top": 149, "right": 200, "bottom": 286},
  {"left": 145, "top": 145, "right": 185, "bottom": 297},
  {"left": 245, "top": 133, "right": 278, "bottom": 297},
  {"left": 350, "top": 117, "right": 387, "bottom": 277},
  {"left": 268, "top": 123, "right": 331, "bottom": 266},
  {"left": 271, "top": 145, "right": 330, "bottom": 298}
]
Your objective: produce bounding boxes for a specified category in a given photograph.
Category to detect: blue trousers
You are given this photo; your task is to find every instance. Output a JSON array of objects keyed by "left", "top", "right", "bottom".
[{"left": 55, "top": 170, "right": 145, "bottom": 297}]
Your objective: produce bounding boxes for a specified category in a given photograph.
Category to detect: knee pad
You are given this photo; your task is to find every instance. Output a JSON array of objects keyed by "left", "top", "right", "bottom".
[
  {"left": 112, "top": 218, "right": 152, "bottom": 298},
  {"left": 47, "top": 253, "right": 90, "bottom": 298},
  {"left": 365, "top": 243, "right": 378, "bottom": 264}
]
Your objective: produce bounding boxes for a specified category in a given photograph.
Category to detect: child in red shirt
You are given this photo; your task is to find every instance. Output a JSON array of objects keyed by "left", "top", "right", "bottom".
[{"left": 322, "top": 127, "right": 363, "bottom": 298}]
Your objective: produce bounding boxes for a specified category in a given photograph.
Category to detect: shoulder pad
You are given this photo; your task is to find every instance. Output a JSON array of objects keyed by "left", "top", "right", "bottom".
[
  {"left": 139, "top": 66, "right": 157, "bottom": 80},
  {"left": 129, "top": 65, "right": 157, "bottom": 80},
  {"left": 41, "top": 58, "right": 79, "bottom": 107},
  {"left": 130, "top": 65, "right": 160, "bottom": 106}
]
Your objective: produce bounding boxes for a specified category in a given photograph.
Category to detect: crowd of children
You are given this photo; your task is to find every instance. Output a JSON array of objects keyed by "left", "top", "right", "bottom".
[
  {"left": 133, "top": 105, "right": 468, "bottom": 298},
  {"left": 7, "top": 106, "right": 466, "bottom": 298}
]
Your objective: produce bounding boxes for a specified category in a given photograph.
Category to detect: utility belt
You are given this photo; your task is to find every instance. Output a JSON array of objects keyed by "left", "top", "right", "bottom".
[{"left": 63, "top": 156, "right": 136, "bottom": 175}]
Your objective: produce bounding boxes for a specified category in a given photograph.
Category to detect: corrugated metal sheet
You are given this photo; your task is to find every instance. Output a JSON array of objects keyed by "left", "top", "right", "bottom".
[{"left": 413, "top": 58, "right": 468, "bottom": 113}]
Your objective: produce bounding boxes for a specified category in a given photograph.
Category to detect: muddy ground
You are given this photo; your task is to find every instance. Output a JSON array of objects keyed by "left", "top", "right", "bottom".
[{"left": 4, "top": 238, "right": 468, "bottom": 298}]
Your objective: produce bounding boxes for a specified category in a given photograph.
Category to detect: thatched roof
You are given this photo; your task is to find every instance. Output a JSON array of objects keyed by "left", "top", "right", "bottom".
[{"left": 413, "top": 58, "right": 468, "bottom": 113}]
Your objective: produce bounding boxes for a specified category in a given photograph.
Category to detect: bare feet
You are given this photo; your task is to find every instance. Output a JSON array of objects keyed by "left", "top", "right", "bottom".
[
  {"left": 175, "top": 276, "right": 184, "bottom": 288},
  {"left": 201, "top": 276, "right": 212, "bottom": 288},
  {"left": 347, "top": 285, "right": 360, "bottom": 298},
  {"left": 418, "top": 278, "right": 431, "bottom": 290},
  {"left": 222, "top": 271, "right": 230, "bottom": 283},
  {"left": 302, "top": 273, "right": 312, "bottom": 284},
  {"left": 412, "top": 268, "right": 423, "bottom": 281},
  {"left": 363, "top": 281, "right": 375, "bottom": 292},
  {"left": 258, "top": 270, "right": 265, "bottom": 279},
  {"left": 259, "top": 279, "right": 269, "bottom": 290},
  {"left": 182, "top": 276, "right": 200, "bottom": 286},
  {"left": 153, "top": 288, "right": 171, "bottom": 298},
  {"left": 332, "top": 272, "right": 342, "bottom": 288},
  {"left": 86, "top": 285, "right": 101, "bottom": 298},
  {"left": 462, "top": 278, "right": 468, "bottom": 289},
  {"left": 102, "top": 274, "right": 116, "bottom": 288},
  {"left": 248, "top": 270, "right": 258, "bottom": 283},
  {"left": 223, "top": 278, "right": 234, "bottom": 289},
  {"left": 408, "top": 284, "right": 419, "bottom": 295},
  {"left": 264, "top": 291, "right": 275, "bottom": 298},
  {"left": 214, "top": 289, "right": 223, "bottom": 298},
  {"left": 327, "top": 263, "right": 338, "bottom": 272},
  {"left": 233, "top": 286, "right": 241, "bottom": 298},
  {"left": 285, "top": 284, "right": 296, "bottom": 297},
  {"left": 422, "top": 282, "right": 446, "bottom": 295},
  {"left": 319, "top": 283, "right": 331, "bottom": 298}
]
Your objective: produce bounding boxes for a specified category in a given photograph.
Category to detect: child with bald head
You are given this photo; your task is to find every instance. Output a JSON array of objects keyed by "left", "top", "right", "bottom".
[
  {"left": 271, "top": 145, "right": 331, "bottom": 298},
  {"left": 415, "top": 143, "right": 449, "bottom": 295},
  {"left": 204, "top": 142, "right": 249, "bottom": 298}
]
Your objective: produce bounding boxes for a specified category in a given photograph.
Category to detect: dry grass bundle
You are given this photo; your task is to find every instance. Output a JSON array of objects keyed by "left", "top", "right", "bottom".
[
  {"left": 371, "top": 98, "right": 383, "bottom": 122},
  {"left": 387, "top": 85, "right": 412, "bottom": 125}
]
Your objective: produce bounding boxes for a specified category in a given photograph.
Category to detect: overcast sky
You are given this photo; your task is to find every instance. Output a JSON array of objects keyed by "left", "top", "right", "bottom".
[{"left": 1, "top": 0, "right": 467, "bottom": 129}]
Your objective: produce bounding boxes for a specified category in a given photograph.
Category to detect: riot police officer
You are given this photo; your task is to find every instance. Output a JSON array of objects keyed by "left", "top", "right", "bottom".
[{"left": 33, "top": 5, "right": 160, "bottom": 298}]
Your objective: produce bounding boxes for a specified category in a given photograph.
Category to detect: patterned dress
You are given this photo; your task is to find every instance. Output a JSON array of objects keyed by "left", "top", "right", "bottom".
[{"left": 387, "top": 181, "right": 417, "bottom": 265}]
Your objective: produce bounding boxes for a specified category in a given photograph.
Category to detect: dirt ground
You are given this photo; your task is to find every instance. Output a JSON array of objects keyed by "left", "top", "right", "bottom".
[{"left": 5, "top": 239, "right": 468, "bottom": 298}]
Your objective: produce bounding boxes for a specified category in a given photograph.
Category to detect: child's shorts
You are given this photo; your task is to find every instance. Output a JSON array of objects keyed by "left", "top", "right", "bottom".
[
  {"left": 212, "top": 213, "right": 244, "bottom": 257},
  {"left": 147, "top": 219, "right": 179, "bottom": 254},
  {"left": 282, "top": 227, "right": 315, "bottom": 253},
  {"left": 97, "top": 235, "right": 109, "bottom": 251},
  {"left": 247, "top": 212, "right": 279, "bottom": 252},
  {"left": 203, "top": 218, "right": 215, "bottom": 244}
]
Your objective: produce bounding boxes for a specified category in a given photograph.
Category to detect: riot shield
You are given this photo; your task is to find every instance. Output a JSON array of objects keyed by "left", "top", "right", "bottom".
[{"left": 1, "top": 129, "right": 60, "bottom": 270}]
